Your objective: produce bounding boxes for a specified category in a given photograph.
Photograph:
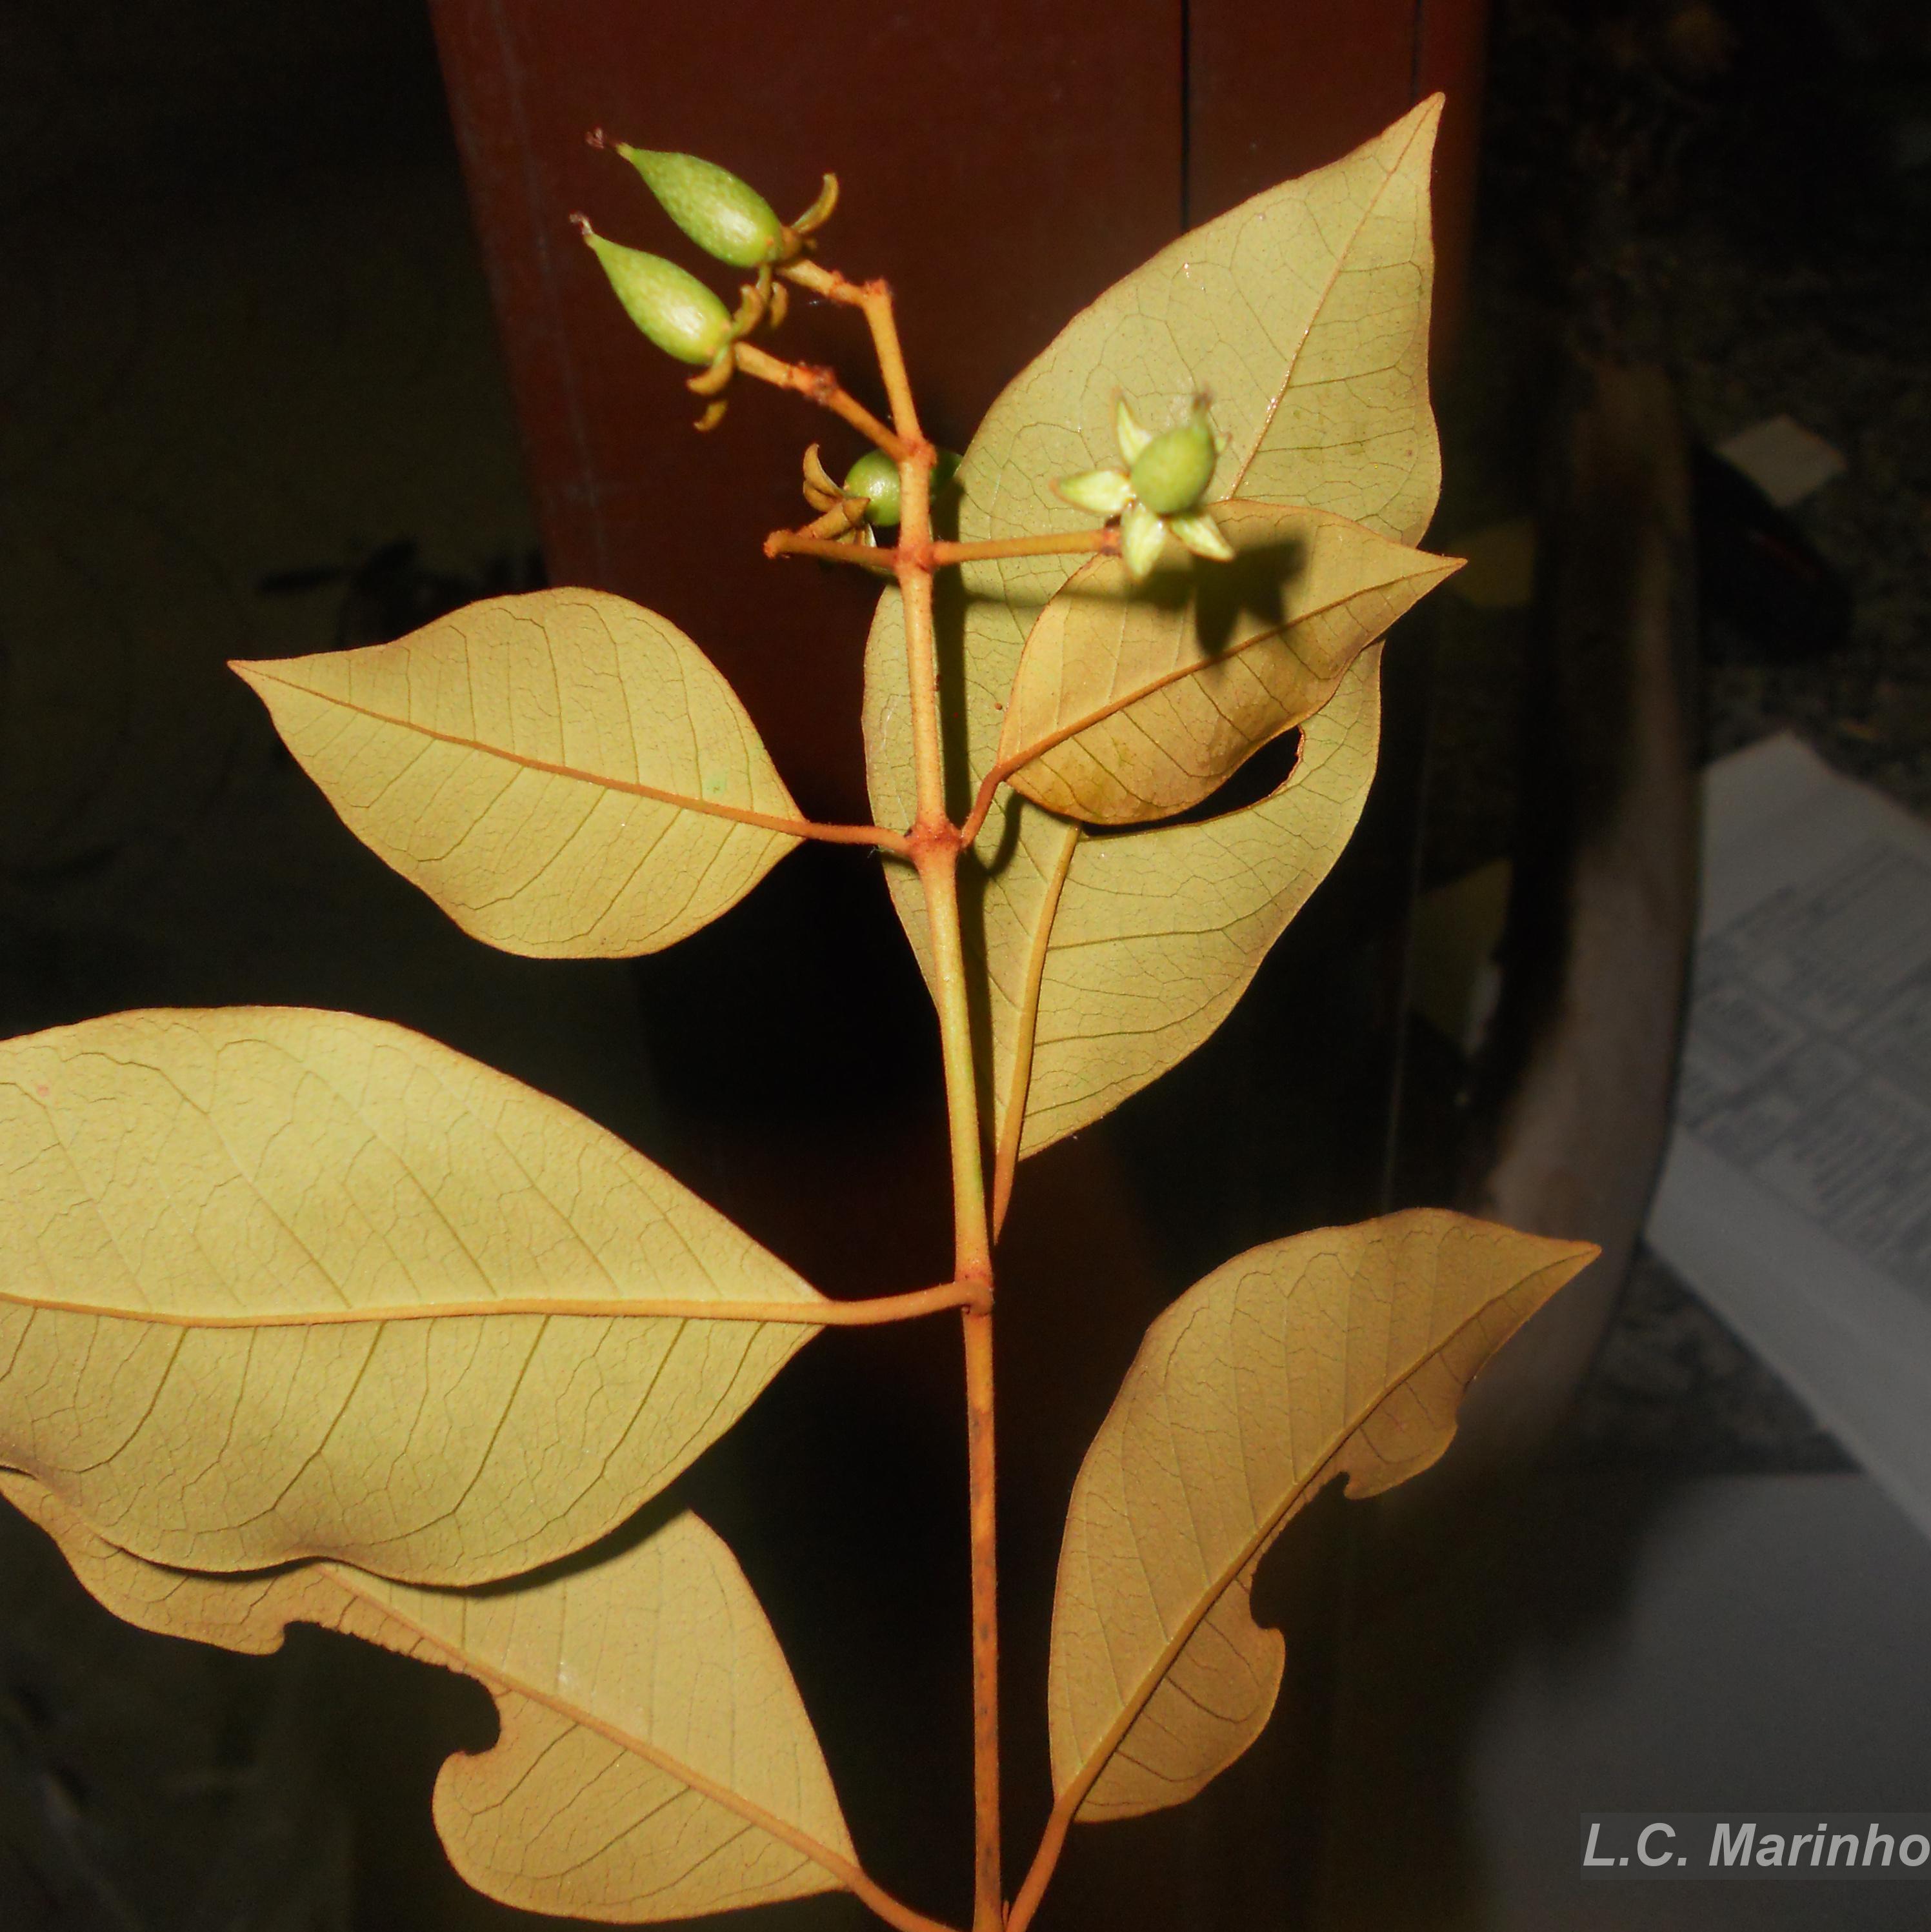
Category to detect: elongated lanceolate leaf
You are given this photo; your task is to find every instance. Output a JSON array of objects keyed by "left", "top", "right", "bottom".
[
  {"left": 2, "top": 1476, "right": 863, "bottom": 1924},
  {"left": 0, "top": 1007, "right": 824, "bottom": 1584},
  {"left": 865, "top": 103, "right": 1443, "bottom": 1180},
  {"left": 996, "top": 502, "right": 1453, "bottom": 823},
  {"left": 235, "top": 589, "right": 802, "bottom": 959},
  {"left": 1049, "top": 1211, "right": 1596, "bottom": 1822}
]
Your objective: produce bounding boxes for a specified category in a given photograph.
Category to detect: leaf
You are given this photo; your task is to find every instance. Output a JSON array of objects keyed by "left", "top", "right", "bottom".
[
  {"left": 234, "top": 589, "right": 803, "bottom": 960},
  {"left": 0, "top": 1006, "right": 824, "bottom": 1585},
  {"left": 994, "top": 646, "right": 1381, "bottom": 1189},
  {"left": 994, "top": 501, "right": 1453, "bottom": 824},
  {"left": 864, "top": 102, "right": 1443, "bottom": 1180},
  {"left": 1048, "top": 1211, "right": 1597, "bottom": 1822},
  {"left": 1, "top": 1474, "right": 864, "bottom": 1925}
]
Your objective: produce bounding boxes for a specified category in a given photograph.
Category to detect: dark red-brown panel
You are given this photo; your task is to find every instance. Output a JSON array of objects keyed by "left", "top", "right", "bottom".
[{"left": 426, "top": 1, "right": 1185, "bottom": 819}]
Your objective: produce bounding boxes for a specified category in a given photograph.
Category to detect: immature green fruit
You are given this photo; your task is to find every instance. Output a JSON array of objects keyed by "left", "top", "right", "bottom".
[
  {"left": 619, "top": 146, "right": 785, "bottom": 270},
  {"left": 843, "top": 450, "right": 900, "bottom": 527},
  {"left": 1128, "top": 405, "right": 1218, "bottom": 516},
  {"left": 578, "top": 223, "right": 732, "bottom": 365},
  {"left": 842, "top": 449, "right": 963, "bottom": 528}
]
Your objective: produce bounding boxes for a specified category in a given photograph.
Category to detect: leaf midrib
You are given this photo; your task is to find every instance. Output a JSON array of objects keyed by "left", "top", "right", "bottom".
[
  {"left": 0, "top": 1287, "right": 828, "bottom": 1327},
  {"left": 239, "top": 665, "right": 808, "bottom": 843}
]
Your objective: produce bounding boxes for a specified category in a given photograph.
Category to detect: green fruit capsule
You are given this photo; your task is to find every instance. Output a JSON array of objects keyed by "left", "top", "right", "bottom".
[
  {"left": 1129, "top": 406, "right": 1218, "bottom": 516},
  {"left": 578, "top": 223, "right": 732, "bottom": 365},
  {"left": 843, "top": 449, "right": 964, "bottom": 528},
  {"left": 619, "top": 146, "right": 785, "bottom": 270},
  {"left": 843, "top": 450, "right": 901, "bottom": 527}
]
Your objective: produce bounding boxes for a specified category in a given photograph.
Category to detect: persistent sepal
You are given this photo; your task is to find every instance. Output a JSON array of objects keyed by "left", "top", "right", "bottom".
[
  {"left": 1114, "top": 396, "right": 1154, "bottom": 463},
  {"left": 1055, "top": 468, "right": 1134, "bottom": 518},
  {"left": 1119, "top": 501, "right": 1168, "bottom": 580},
  {"left": 1168, "top": 508, "right": 1235, "bottom": 561}
]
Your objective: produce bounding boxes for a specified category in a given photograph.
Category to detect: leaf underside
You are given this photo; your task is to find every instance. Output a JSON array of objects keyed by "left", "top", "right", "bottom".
[
  {"left": 997, "top": 501, "right": 1456, "bottom": 825},
  {"left": 0, "top": 1007, "right": 823, "bottom": 1585},
  {"left": 863, "top": 99, "right": 1443, "bottom": 1176},
  {"left": 1048, "top": 1210, "right": 1597, "bottom": 1822},
  {"left": 2, "top": 1474, "right": 857, "bottom": 1924},
  {"left": 235, "top": 588, "right": 801, "bottom": 960}
]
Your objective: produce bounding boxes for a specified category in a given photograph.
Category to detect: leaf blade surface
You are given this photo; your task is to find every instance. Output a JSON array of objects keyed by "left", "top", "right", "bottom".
[
  {"left": 0, "top": 1006, "right": 822, "bottom": 1584},
  {"left": 868, "top": 618, "right": 1381, "bottom": 1187},
  {"left": 235, "top": 588, "right": 801, "bottom": 959},
  {"left": 1048, "top": 1210, "right": 1596, "bottom": 1820},
  {"left": 863, "top": 103, "right": 1443, "bottom": 1173},
  {"left": 996, "top": 501, "right": 1451, "bottom": 823},
  {"left": 2, "top": 1475, "right": 860, "bottom": 1924}
]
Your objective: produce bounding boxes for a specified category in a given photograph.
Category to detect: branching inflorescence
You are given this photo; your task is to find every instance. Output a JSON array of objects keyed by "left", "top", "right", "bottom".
[{"left": 0, "top": 97, "right": 1594, "bottom": 1931}]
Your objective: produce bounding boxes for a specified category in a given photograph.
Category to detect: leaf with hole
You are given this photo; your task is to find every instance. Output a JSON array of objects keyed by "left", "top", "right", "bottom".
[
  {"left": 864, "top": 101, "right": 1444, "bottom": 1184},
  {"left": 2, "top": 1474, "right": 870, "bottom": 1927},
  {"left": 234, "top": 588, "right": 802, "bottom": 959},
  {"left": 0, "top": 1006, "right": 824, "bottom": 1584},
  {"left": 994, "top": 500, "right": 1454, "bottom": 824},
  {"left": 1046, "top": 1211, "right": 1597, "bottom": 1824}
]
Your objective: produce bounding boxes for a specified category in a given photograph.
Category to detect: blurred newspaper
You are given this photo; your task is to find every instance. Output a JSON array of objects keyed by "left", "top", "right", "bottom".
[{"left": 1649, "top": 734, "right": 1931, "bottom": 1541}]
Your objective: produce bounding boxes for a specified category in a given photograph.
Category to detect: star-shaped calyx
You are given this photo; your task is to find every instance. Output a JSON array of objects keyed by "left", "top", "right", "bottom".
[{"left": 1054, "top": 396, "right": 1236, "bottom": 580}]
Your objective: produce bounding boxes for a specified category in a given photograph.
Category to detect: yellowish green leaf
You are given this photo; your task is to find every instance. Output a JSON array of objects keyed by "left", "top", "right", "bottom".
[
  {"left": 864, "top": 103, "right": 1443, "bottom": 1181},
  {"left": 995, "top": 502, "right": 1454, "bottom": 823},
  {"left": 0, "top": 1006, "right": 824, "bottom": 1585},
  {"left": 1048, "top": 1211, "right": 1596, "bottom": 1823},
  {"left": 1, "top": 1475, "right": 867, "bottom": 1926},
  {"left": 234, "top": 588, "right": 803, "bottom": 960},
  {"left": 868, "top": 632, "right": 1380, "bottom": 1217},
  {"left": 992, "top": 648, "right": 1381, "bottom": 1182}
]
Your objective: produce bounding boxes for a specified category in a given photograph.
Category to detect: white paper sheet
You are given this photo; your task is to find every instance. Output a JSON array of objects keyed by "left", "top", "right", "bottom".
[{"left": 1648, "top": 734, "right": 1931, "bottom": 1541}]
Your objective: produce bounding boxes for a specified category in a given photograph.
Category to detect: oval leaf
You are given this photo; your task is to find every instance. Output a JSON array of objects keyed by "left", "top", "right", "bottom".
[
  {"left": 0, "top": 1007, "right": 824, "bottom": 1584},
  {"left": 1048, "top": 1210, "right": 1597, "bottom": 1822},
  {"left": 2, "top": 1475, "right": 863, "bottom": 1924},
  {"left": 234, "top": 589, "right": 803, "bottom": 959},
  {"left": 996, "top": 502, "right": 1452, "bottom": 823}
]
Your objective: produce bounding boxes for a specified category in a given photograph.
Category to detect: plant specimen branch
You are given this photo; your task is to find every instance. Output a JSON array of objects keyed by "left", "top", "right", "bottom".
[
  {"left": 0, "top": 101, "right": 1603, "bottom": 1932},
  {"left": 731, "top": 339, "right": 910, "bottom": 459},
  {"left": 838, "top": 273, "right": 1008, "bottom": 1932}
]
